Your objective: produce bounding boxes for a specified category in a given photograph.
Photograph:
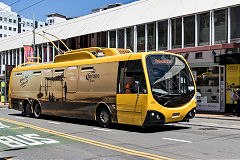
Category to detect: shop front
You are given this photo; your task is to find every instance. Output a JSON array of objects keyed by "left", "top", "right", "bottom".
[{"left": 216, "top": 53, "right": 240, "bottom": 112}]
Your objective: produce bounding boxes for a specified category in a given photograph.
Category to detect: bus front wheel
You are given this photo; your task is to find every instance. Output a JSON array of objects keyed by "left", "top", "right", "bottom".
[
  {"left": 97, "top": 107, "right": 111, "bottom": 128},
  {"left": 33, "top": 103, "right": 41, "bottom": 118}
]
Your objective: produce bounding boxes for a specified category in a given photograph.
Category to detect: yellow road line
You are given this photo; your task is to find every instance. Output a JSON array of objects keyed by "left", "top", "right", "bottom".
[
  {"left": 10, "top": 127, "right": 25, "bottom": 130},
  {"left": 0, "top": 118, "right": 174, "bottom": 160},
  {"left": 200, "top": 122, "right": 218, "bottom": 125},
  {"left": 232, "top": 125, "right": 240, "bottom": 127}
]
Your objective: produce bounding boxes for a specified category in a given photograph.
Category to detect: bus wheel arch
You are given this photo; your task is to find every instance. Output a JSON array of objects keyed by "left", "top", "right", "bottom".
[
  {"left": 32, "top": 100, "right": 42, "bottom": 118},
  {"left": 96, "top": 103, "right": 112, "bottom": 128}
]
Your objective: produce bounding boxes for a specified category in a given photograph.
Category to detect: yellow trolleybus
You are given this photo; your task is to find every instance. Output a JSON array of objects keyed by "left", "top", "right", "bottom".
[{"left": 9, "top": 47, "right": 196, "bottom": 127}]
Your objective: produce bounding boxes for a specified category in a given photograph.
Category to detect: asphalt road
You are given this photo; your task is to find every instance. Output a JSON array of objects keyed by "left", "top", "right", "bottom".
[{"left": 0, "top": 108, "right": 240, "bottom": 160}]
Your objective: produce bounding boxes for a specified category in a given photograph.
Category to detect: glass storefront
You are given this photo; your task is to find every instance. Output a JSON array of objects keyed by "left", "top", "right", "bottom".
[{"left": 192, "top": 66, "right": 224, "bottom": 111}]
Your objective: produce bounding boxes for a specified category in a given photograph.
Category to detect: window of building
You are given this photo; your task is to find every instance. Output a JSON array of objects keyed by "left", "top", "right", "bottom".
[
  {"left": 231, "top": 6, "right": 240, "bottom": 42},
  {"left": 126, "top": 27, "right": 134, "bottom": 50},
  {"left": 198, "top": 12, "right": 210, "bottom": 46},
  {"left": 0, "top": 34, "right": 2, "bottom": 38},
  {"left": 97, "top": 32, "right": 107, "bottom": 47},
  {"left": 4, "top": 17, "right": 7, "bottom": 22},
  {"left": 4, "top": 34, "right": 7, "bottom": 37},
  {"left": 147, "top": 23, "right": 156, "bottom": 51},
  {"left": 172, "top": 18, "right": 182, "bottom": 49},
  {"left": 184, "top": 15, "right": 195, "bottom": 47},
  {"left": 40, "top": 25, "right": 43, "bottom": 27},
  {"left": 9, "top": 27, "right": 12, "bottom": 31},
  {"left": 195, "top": 52, "right": 203, "bottom": 59},
  {"left": 117, "top": 29, "right": 124, "bottom": 48},
  {"left": 23, "top": 29, "right": 25, "bottom": 32},
  {"left": 109, "top": 30, "right": 116, "bottom": 48},
  {"left": 13, "top": 28, "right": 16, "bottom": 32},
  {"left": 214, "top": 9, "right": 228, "bottom": 44},
  {"left": 137, "top": 24, "right": 145, "bottom": 52},
  {"left": 27, "top": 22, "right": 30, "bottom": 26},
  {"left": 13, "top": 19, "right": 16, "bottom": 23},
  {"left": 9, "top": 19, "right": 12, "bottom": 23},
  {"left": 0, "top": 25, "right": 2, "bottom": 29},
  {"left": 0, "top": 17, "right": 2, "bottom": 21},
  {"left": 4, "top": 26, "right": 7, "bottom": 30},
  {"left": 31, "top": 23, "right": 33, "bottom": 26},
  {"left": 158, "top": 20, "right": 168, "bottom": 50}
]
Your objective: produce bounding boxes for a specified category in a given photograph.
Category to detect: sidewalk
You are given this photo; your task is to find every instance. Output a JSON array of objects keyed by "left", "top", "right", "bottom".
[
  {"left": 0, "top": 102, "right": 9, "bottom": 108},
  {"left": 196, "top": 111, "right": 240, "bottom": 121}
]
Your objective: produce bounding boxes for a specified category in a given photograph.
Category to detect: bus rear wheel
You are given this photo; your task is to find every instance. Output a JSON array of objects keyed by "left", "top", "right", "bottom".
[
  {"left": 25, "top": 103, "right": 32, "bottom": 117},
  {"left": 33, "top": 103, "right": 41, "bottom": 118},
  {"left": 97, "top": 107, "right": 111, "bottom": 128}
]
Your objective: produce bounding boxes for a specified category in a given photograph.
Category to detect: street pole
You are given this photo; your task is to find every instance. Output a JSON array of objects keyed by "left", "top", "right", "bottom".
[{"left": 33, "top": 14, "right": 36, "bottom": 59}]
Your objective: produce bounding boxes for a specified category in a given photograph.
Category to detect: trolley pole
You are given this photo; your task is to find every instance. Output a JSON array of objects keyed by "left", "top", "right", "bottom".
[{"left": 33, "top": 14, "right": 36, "bottom": 58}]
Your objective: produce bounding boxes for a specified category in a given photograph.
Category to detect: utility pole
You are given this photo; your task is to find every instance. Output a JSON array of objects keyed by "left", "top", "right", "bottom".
[{"left": 33, "top": 13, "right": 36, "bottom": 58}]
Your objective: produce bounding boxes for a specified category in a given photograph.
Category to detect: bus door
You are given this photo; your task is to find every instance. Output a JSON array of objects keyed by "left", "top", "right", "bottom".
[
  {"left": 116, "top": 60, "right": 147, "bottom": 125},
  {"left": 52, "top": 68, "right": 66, "bottom": 102},
  {"left": 42, "top": 69, "right": 53, "bottom": 101},
  {"left": 65, "top": 66, "right": 78, "bottom": 99}
]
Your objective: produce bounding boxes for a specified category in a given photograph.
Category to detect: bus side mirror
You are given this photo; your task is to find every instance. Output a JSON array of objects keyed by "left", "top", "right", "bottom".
[{"left": 134, "top": 81, "right": 140, "bottom": 93}]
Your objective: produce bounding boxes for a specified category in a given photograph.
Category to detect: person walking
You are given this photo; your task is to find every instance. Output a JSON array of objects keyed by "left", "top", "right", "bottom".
[{"left": 236, "top": 88, "right": 240, "bottom": 117}]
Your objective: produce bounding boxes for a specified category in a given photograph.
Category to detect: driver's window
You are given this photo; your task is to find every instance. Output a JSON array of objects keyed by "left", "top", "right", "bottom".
[{"left": 117, "top": 60, "right": 147, "bottom": 94}]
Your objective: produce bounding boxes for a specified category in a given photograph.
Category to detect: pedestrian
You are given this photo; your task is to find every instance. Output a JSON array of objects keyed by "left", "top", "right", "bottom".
[{"left": 236, "top": 88, "right": 240, "bottom": 117}]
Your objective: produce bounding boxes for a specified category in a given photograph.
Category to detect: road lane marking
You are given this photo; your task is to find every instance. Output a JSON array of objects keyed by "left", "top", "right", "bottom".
[
  {"left": 15, "top": 117, "right": 25, "bottom": 120},
  {"left": 10, "top": 127, "right": 25, "bottom": 130},
  {"left": 93, "top": 128, "right": 111, "bottom": 132},
  {"left": 232, "top": 125, "right": 240, "bottom": 127},
  {"left": 47, "top": 121, "right": 61, "bottom": 125},
  {"left": 0, "top": 118, "right": 174, "bottom": 160},
  {"left": 162, "top": 138, "right": 192, "bottom": 143},
  {"left": 199, "top": 122, "right": 218, "bottom": 125}
]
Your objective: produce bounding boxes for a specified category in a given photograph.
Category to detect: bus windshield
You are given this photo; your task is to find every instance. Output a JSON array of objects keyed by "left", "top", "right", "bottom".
[{"left": 146, "top": 54, "right": 195, "bottom": 107}]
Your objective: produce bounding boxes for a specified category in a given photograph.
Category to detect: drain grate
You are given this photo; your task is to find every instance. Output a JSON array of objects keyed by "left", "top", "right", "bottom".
[{"left": 199, "top": 127, "right": 218, "bottom": 130}]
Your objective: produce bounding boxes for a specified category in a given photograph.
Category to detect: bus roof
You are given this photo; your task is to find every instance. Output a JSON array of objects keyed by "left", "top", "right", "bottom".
[{"left": 12, "top": 50, "right": 180, "bottom": 72}]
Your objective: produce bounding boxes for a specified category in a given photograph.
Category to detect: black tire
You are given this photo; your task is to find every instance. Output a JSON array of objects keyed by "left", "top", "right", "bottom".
[
  {"left": 33, "top": 103, "right": 41, "bottom": 118},
  {"left": 25, "top": 103, "right": 33, "bottom": 117},
  {"left": 96, "top": 107, "right": 111, "bottom": 128}
]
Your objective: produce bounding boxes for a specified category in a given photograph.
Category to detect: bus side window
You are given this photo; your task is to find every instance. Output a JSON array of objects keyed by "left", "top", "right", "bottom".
[{"left": 117, "top": 60, "right": 147, "bottom": 94}]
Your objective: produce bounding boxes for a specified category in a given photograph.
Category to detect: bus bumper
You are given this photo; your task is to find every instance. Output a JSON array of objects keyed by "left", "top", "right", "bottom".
[
  {"left": 181, "top": 107, "right": 196, "bottom": 122},
  {"left": 142, "top": 110, "right": 165, "bottom": 127}
]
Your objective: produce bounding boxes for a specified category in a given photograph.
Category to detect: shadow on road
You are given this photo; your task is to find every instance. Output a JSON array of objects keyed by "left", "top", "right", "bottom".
[{"left": 9, "top": 113, "right": 190, "bottom": 133}]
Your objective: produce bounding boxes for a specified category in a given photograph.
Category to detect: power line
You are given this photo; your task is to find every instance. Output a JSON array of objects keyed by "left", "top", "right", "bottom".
[
  {"left": 0, "top": 0, "right": 22, "bottom": 12},
  {"left": 16, "top": 0, "right": 45, "bottom": 14},
  {"left": 5, "top": 0, "right": 46, "bottom": 19}
]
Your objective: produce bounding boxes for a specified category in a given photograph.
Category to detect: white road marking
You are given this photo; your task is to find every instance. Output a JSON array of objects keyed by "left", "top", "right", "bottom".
[
  {"left": 47, "top": 121, "right": 61, "bottom": 125},
  {"left": 162, "top": 138, "right": 192, "bottom": 143},
  {"left": 15, "top": 117, "right": 25, "bottom": 120},
  {"left": 93, "top": 128, "right": 111, "bottom": 132}
]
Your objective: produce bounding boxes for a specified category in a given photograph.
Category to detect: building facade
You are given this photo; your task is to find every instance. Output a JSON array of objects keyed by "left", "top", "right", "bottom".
[
  {"left": 0, "top": 2, "right": 18, "bottom": 38},
  {"left": 0, "top": 0, "right": 240, "bottom": 112}
]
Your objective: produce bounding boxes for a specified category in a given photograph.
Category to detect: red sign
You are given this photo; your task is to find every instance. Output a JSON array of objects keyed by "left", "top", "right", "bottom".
[{"left": 24, "top": 46, "right": 34, "bottom": 63}]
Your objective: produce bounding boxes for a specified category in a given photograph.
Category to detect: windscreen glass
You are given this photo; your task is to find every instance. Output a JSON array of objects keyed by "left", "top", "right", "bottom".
[{"left": 146, "top": 54, "right": 195, "bottom": 107}]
